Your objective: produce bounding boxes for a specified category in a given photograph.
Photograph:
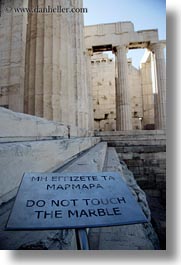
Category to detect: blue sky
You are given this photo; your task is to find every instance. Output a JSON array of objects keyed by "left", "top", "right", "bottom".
[{"left": 83, "top": 0, "right": 166, "bottom": 68}]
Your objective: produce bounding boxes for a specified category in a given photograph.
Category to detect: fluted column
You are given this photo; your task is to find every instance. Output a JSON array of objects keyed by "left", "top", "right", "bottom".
[
  {"left": 43, "top": 0, "right": 53, "bottom": 120},
  {"left": 85, "top": 49, "right": 94, "bottom": 132},
  {"left": 25, "top": 0, "right": 37, "bottom": 115},
  {"left": 34, "top": 0, "right": 44, "bottom": 117},
  {"left": 72, "top": 0, "right": 86, "bottom": 129},
  {"left": 116, "top": 46, "right": 132, "bottom": 130},
  {"left": 150, "top": 42, "right": 166, "bottom": 130}
]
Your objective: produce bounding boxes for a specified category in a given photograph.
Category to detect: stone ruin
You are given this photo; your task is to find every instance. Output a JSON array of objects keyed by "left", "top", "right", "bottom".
[{"left": 0, "top": 0, "right": 166, "bottom": 250}]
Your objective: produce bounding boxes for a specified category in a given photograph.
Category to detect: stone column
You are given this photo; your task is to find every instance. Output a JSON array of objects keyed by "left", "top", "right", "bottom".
[
  {"left": 51, "top": 0, "right": 61, "bottom": 122},
  {"left": 72, "top": 0, "right": 87, "bottom": 130},
  {"left": 0, "top": 0, "right": 28, "bottom": 113},
  {"left": 150, "top": 42, "right": 166, "bottom": 130},
  {"left": 85, "top": 49, "right": 94, "bottom": 132},
  {"left": 43, "top": 0, "right": 53, "bottom": 120},
  {"left": 116, "top": 46, "right": 132, "bottom": 130},
  {"left": 25, "top": 0, "right": 37, "bottom": 115},
  {"left": 34, "top": 0, "right": 44, "bottom": 117}
]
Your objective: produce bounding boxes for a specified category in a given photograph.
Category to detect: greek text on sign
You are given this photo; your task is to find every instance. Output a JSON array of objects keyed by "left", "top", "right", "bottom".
[{"left": 6, "top": 172, "right": 147, "bottom": 230}]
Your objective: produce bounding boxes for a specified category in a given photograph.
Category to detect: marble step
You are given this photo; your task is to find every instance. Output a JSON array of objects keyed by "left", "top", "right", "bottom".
[
  {"left": 0, "top": 137, "right": 100, "bottom": 205},
  {"left": 88, "top": 147, "right": 160, "bottom": 250},
  {"left": 95, "top": 130, "right": 166, "bottom": 146},
  {"left": 56, "top": 141, "right": 107, "bottom": 173}
]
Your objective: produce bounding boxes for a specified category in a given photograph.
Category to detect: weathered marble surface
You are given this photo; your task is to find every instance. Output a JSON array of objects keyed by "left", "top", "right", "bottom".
[
  {"left": 0, "top": 137, "right": 100, "bottom": 205},
  {"left": 0, "top": 107, "right": 68, "bottom": 140}
]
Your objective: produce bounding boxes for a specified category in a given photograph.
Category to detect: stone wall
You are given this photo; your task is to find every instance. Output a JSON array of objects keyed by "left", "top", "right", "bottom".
[
  {"left": 96, "top": 130, "right": 166, "bottom": 248},
  {"left": 140, "top": 51, "right": 155, "bottom": 129},
  {"left": 91, "top": 53, "right": 148, "bottom": 131},
  {"left": 91, "top": 53, "right": 116, "bottom": 131},
  {"left": 128, "top": 59, "right": 143, "bottom": 130},
  {"left": 96, "top": 130, "right": 166, "bottom": 204}
]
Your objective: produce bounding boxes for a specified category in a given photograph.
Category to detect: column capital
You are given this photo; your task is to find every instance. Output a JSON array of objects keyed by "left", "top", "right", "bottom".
[
  {"left": 148, "top": 41, "right": 166, "bottom": 53},
  {"left": 116, "top": 45, "right": 129, "bottom": 53}
]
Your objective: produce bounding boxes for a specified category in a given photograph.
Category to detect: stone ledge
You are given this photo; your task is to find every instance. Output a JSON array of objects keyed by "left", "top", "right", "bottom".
[
  {"left": 99, "top": 135, "right": 166, "bottom": 141},
  {"left": 58, "top": 142, "right": 107, "bottom": 174},
  {"left": 0, "top": 107, "right": 68, "bottom": 139},
  {"left": 0, "top": 107, "right": 93, "bottom": 141},
  {"left": 95, "top": 130, "right": 166, "bottom": 136},
  {"left": 108, "top": 140, "right": 166, "bottom": 146},
  {"left": 0, "top": 137, "right": 100, "bottom": 205}
]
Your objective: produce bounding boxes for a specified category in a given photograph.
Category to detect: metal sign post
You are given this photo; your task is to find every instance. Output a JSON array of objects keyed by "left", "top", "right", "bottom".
[{"left": 75, "top": 229, "right": 90, "bottom": 250}]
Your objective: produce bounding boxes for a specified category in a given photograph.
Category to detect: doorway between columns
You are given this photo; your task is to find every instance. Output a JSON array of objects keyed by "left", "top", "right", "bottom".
[{"left": 91, "top": 47, "right": 155, "bottom": 132}]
